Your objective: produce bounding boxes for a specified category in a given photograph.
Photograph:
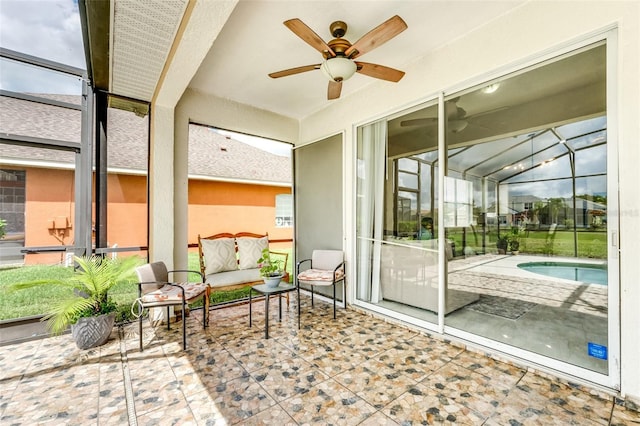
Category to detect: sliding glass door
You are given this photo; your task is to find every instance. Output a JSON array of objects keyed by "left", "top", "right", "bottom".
[{"left": 354, "top": 38, "right": 618, "bottom": 386}]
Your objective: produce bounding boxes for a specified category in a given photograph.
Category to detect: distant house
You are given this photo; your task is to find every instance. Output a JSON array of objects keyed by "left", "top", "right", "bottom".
[
  {"left": 501, "top": 194, "right": 606, "bottom": 229},
  {"left": 0, "top": 94, "right": 292, "bottom": 264}
]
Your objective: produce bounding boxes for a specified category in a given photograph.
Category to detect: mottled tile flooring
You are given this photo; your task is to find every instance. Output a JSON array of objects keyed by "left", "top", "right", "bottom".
[{"left": 1, "top": 295, "right": 639, "bottom": 425}]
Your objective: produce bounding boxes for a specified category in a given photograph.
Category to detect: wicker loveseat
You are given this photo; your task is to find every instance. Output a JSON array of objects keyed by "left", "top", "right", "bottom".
[{"left": 197, "top": 232, "right": 289, "bottom": 295}]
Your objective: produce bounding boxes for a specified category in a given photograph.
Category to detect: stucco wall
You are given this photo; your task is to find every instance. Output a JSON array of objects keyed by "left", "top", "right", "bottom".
[
  {"left": 21, "top": 167, "right": 75, "bottom": 265},
  {"left": 188, "top": 180, "right": 292, "bottom": 244},
  {"left": 298, "top": 0, "right": 639, "bottom": 402}
]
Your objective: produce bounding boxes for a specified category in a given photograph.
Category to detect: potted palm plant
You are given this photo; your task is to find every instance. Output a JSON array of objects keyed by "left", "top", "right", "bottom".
[
  {"left": 10, "top": 255, "right": 141, "bottom": 349},
  {"left": 257, "top": 248, "right": 285, "bottom": 287}
]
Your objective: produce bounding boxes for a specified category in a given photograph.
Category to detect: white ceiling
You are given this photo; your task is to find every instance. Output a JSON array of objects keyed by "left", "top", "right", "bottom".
[{"left": 187, "top": 1, "right": 527, "bottom": 120}]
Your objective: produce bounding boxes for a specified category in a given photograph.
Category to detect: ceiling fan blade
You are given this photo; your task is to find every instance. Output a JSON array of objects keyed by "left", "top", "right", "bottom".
[
  {"left": 467, "top": 105, "right": 510, "bottom": 120},
  {"left": 269, "top": 64, "right": 320, "bottom": 79},
  {"left": 345, "top": 15, "right": 407, "bottom": 59},
  {"left": 328, "top": 80, "right": 342, "bottom": 100},
  {"left": 400, "top": 118, "right": 437, "bottom": 127},
  {"left": 356, "top": 62, "right": 405, "bottom": 82},
  {"left": 284, "top": 19, "right": 336, "bottom": 57}
]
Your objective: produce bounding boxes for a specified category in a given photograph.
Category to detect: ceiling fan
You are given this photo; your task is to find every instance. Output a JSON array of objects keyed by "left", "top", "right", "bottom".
[
  {"left": 269, "top": 15, "right": 407, "bottom": 100},
  {"left": 400, "top": 99, "right": 507, "bottom": 133}
]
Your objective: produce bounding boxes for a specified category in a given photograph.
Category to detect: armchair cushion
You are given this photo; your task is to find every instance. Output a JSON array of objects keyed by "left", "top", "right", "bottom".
[
  {"left": 298, "top": 268, "right": 345, "bottom": 285},
  {"left": 200, "top": 237, "right": 238, "bottom": 275},
  {"left": 140, "top": 282, "right": 210, "bottom": 305},
  {"left": 236, "top": 236, "right": 268, "bottom": 270}
]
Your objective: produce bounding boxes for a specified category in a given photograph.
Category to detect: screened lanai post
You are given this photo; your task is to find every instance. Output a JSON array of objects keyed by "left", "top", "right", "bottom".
[
  {"left": 76, "top": 75, "right": 94, "bottom": 257},
  {"left": 94, "top": 90, "right": 108, "bottom": 250},
  {"left": 570, "top": 150, "right": 579, "bottom": 257},
  {"left": 551, "top": 127, "right": 580, "bottom": 257},
  {"left": 357, "top": 121, "right": 386, "bottom": 303}
]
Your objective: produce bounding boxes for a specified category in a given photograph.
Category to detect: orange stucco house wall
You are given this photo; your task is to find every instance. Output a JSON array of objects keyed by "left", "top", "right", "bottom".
[{"left": 17, "top": 166, "right": 291, "bottom": 264}]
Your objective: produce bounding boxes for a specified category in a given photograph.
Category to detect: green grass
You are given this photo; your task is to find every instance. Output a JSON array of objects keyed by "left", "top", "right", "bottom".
[
  {"left": 0, "top": 264, "right": 142, "bottom": 321},
  {"left": 1, "top": 250, "right": 294, "bottom": 321},
  {"left": 0, "top": 265, "right": 75, "bottom": 320},
  {"left": 447, "top": 229, "right": 607, "bottom": 259}
]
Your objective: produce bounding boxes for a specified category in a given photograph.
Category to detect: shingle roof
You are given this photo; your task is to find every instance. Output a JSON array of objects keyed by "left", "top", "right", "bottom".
[
  {"left": 188, "top": 125, "right": 291, "bottom": 183},
  {"left": 1, "top": 95, "right": 291, "bottom": 183}
]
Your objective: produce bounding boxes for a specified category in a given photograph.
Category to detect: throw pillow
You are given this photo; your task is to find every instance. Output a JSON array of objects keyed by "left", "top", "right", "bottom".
[
  {"left": 236, "top": 236, "right": 268, "bottom": 270},
  {"left": 200, "top": 238, "right": 238, "bottom": 275}
]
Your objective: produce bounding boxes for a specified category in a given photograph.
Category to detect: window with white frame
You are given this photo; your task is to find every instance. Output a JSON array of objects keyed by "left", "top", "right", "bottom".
[{"left": 275, "top": 194, "right": 293, "bottom": 227}]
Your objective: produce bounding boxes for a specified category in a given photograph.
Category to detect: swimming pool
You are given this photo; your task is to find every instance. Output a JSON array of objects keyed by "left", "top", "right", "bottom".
[{"left": 517, "top": 261, "right": 608, "bottom": 285}]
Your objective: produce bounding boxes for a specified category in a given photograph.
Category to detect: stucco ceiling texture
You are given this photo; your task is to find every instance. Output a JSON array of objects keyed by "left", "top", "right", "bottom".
[{"left": 108, "top": 0, "right": 526, "bottom": 119}]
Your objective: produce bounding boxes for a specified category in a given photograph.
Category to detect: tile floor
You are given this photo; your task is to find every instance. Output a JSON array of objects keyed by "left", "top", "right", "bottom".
[{"left": 1, "top": 295, "right": 639, "bottom": 425}]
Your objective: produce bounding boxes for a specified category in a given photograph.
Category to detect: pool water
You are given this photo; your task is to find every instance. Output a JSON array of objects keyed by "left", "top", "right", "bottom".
[{"left": 517, "top": 261, "right": 608, "bottom": 285}]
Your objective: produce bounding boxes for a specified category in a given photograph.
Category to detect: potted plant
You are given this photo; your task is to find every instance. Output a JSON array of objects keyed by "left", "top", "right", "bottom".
[
  {"left": 509, "top": 237, "right": 520, "bottom": 254},
  {"left": 10, "top": 255, "right": 141, "bottom": 349},
  {"left": 496, "top": 236, "right": 509, "bottom": 254},
  {"left": 257, "top": 248, "right": 285, "bottom": 287},
  {"left": 508, "top": 226, "right": 522, "bottom": 255}
]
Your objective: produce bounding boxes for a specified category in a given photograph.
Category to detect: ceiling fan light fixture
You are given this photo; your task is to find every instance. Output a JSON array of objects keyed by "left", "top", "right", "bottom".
[
  {"left": 320, "top": 57, "right": 357, "bottom": 82},
  {"left": 449, "top": 119, "right": 468, "bottom": 133},
  {"left": 482, "top": 83, "right": 500, "bottom": 94}
]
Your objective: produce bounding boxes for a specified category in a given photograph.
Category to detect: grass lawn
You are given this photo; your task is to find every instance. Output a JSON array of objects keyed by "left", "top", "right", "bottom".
[
  {"left": 0, "top": 250, "right": 294, "bottom": 321},
  {"left": 447, "top": 228, "right": 607, "bottom": 259}
]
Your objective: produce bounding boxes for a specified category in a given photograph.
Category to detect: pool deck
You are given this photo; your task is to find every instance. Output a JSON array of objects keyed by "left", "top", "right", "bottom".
[{"left": 448, "top": 254, "right": 608, "bottom": 316}]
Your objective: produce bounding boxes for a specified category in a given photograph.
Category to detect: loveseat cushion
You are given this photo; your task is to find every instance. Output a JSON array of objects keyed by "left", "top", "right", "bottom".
[
  {"left": 205, "top": 268, "right": 261, "bottom": 287},
  {"left": 236, "top": 236, "right": 268, "bottom": 270},
  {"left": 200, "top": 237, "right": 238, "bottom": 275}
]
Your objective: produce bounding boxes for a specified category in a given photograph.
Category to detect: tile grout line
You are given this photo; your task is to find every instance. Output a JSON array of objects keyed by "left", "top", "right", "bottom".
[{"left": 117, "top": 327, "right": 138, "bottom": 426}]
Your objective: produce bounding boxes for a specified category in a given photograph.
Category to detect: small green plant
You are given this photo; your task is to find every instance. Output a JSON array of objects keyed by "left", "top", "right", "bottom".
[
  {"left": 0, "top": 218, "right": 6, "bottom": 240},
  {"left": 9, "top": 255, "right": 142, "bottom": 334},
  {"left": 257, "top": 248, "right": 284, "bottom": 277},
  {"left": 508, "top": 226, "right": 523, "bottom": 252}
]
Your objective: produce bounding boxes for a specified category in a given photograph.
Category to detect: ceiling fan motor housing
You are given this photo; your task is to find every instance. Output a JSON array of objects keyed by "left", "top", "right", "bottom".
[{"left": 325, "top": 38, "right": 352, "bottom": 58}]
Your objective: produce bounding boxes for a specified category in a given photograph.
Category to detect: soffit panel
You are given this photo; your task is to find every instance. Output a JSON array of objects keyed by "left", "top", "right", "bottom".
[{"left": 111, "top": 0, "right": 188, "bottom": 102}]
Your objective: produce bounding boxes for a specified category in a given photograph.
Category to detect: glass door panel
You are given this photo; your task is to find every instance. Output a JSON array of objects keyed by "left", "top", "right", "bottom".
[
  {"left": 443, "top": 43, "right": 610, "bottom": 375},
  {"left": 356, "top": 102, "right": 441, "bottom": 324}
]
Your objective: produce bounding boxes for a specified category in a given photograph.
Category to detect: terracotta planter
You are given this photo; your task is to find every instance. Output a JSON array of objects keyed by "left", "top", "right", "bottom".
[{"left": 71, "top": 312, "right": 116, "bottom": 349}]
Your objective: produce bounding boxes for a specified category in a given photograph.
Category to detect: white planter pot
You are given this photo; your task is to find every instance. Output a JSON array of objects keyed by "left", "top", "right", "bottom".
[{"left": 263, "top": 274, "right": 284, "bottom": 288}]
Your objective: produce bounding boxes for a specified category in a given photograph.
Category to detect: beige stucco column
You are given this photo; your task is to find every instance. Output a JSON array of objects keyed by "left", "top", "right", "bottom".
[
  {"left": 149, "top": 106, "right": 176, "bottom": 265},
  {"left": 148, "top": 0, "right": 238, "bottom": 271}
]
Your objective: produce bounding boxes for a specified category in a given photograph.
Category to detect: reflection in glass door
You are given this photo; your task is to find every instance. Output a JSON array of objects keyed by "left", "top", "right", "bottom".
[{"left": 442, "top": 42, "right": 612, "bottom": 376}]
